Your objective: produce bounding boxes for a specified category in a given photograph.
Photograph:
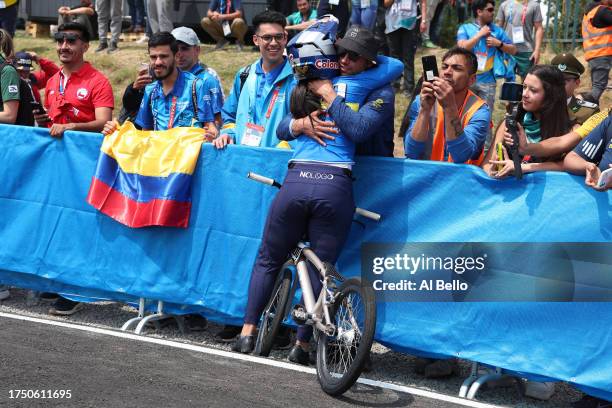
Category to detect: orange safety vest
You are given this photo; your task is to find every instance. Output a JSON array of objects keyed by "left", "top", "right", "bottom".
[
  {"left": 430, "top": 89, "right": 486, "bottom": 166},
  {"left": 582, "top": 5, "right": 612, "bottom": 61}
]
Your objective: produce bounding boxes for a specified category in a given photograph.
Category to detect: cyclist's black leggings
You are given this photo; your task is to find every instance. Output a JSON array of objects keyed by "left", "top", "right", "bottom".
[{"left": 244, "top": 163, "right": 355, "bottom": 343}]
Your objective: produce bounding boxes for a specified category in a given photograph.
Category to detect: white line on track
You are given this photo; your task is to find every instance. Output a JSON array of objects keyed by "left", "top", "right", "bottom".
[{"left": 0, "top": 311, "right": 505, "bottom": 408}]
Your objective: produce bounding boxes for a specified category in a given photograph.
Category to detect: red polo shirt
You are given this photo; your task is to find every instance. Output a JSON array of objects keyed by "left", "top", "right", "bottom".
[{"left": 44, "top": 62, "right": 114, "bottom": 125}]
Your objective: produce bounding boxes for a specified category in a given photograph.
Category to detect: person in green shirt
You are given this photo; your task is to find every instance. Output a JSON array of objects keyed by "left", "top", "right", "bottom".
[
  {"left": 286, "top": 0, "right": 317, "bottom": 33},
  {"left": 0, "top": 28, "right": 20, "bottom": 125}
]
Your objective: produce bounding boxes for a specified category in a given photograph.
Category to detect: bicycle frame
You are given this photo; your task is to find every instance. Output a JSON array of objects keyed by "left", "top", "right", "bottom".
[{"left": 290, "top": 242, "right": 337, "bottom": 336}]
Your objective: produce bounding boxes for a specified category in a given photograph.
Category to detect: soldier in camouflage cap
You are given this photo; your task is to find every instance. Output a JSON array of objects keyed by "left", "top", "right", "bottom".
[{"left": 551, "top": 52, "right": 599, "bottom": 126}]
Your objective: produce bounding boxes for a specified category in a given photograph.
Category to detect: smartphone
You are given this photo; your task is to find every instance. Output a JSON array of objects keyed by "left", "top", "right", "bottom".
[
  {"left": 139, "top": 62, "right": 154, "bottom": 77},
  {"left": 422, "top": 55, "right": 439, "bottom": 82},
  {"left": 500, "top": 82, "right": 523, "bottom": 102}
]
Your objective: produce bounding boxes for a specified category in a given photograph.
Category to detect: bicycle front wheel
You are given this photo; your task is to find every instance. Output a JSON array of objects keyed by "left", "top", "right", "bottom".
[
  {"left": 254, "top": 262, "right": 293, "bottom": 357},
  {"left": 316, "top": 278, "right": 376, "bottom": 396}
]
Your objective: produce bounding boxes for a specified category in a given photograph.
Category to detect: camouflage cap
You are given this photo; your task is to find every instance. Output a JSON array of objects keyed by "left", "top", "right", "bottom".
[{"left": 551, "top": 53, "right": 585, "bottom": 78}]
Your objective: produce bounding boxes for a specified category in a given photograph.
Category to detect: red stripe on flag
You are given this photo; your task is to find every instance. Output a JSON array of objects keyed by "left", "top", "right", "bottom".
[{"left": 87, "top": 177, "right": 191, "bottom": 228}]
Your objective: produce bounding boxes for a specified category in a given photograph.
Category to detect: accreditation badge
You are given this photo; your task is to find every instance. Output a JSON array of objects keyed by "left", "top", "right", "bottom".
[
  {"left": 242, "top": 123, "right": 264, "bottom": 147},
  {"left": 475, "top": 51, "right": 487, "bottom": 72},
  {"left": 512, "top": 26, "right": 525, "bottom": 44}
]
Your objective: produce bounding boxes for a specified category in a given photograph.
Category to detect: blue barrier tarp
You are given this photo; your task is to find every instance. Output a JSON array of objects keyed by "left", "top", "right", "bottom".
[{"left": 0, "top": 125, "right": 611, "bottom": 400}]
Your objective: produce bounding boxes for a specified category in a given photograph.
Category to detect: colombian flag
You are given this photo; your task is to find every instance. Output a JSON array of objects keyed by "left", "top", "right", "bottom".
[{"left": 86, "top": 122, "right": 205, "bottom": 228}]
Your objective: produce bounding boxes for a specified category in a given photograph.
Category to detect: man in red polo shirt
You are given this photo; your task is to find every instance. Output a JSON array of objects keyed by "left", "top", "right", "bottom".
[
  {"left": 35, "top": 22, "right": 114, "bottom": 316},
  {"left": 35, "top": 22, "right": 114, "bottom": 138}
]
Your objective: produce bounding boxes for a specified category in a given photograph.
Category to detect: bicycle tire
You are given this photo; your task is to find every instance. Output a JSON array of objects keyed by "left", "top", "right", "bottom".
[
  {"left": 316, "top": 277, "right": 376, "bottom": 396},
  {"left": 254, "top": 263, "right": 293, "bottom": 357}
]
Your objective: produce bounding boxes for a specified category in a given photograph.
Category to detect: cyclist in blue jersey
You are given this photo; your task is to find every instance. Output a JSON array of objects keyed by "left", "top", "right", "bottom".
[{"left": 231, "top": 23, "right": 403, "bottom": 365}]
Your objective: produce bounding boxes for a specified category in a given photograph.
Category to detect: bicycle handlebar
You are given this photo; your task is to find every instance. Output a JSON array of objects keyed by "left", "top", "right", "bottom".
[
  {"left": 247, "top": 172, "right": 282, "bottom": 188},
  {"left": 247, "top": 172, "right": 381, "bottom": 221},
  {"left": 355, "top": 207, "right": 381, "bottom": 222}
]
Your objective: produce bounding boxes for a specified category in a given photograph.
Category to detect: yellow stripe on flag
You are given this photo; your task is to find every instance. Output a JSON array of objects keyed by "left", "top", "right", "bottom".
[{"left": 101, "top": 121, "right": 205, "bottom": 177}]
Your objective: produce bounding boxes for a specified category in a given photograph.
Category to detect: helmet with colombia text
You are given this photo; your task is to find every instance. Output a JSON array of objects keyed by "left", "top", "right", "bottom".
[{"left": 286, "top": 15, "right": 340, "bottom": 81}]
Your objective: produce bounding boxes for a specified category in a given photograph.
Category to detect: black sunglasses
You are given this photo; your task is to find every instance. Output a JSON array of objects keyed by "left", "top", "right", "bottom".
[
  {"left": 337, "top": 47, "right": 360, "bottom": 62},
  {"left": 54, "top": 32, "right": 83, "bottom": 44}
]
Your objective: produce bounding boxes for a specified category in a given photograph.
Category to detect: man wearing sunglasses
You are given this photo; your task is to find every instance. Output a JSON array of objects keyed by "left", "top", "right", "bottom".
[
  {"left": 214, "top": 10, "right": 296, "bottom": 150},
  {"left": 457, "top": 0, "right": 516, "bottom": 135},
  {"left": 39, "top": 22, "right": 114, "bottom": 316},
  {"left": 38, "top": 23, "right": 114, "bottom": 139},
  {"left": 277, "top": 25, "right": 398, "bottom": 158}
]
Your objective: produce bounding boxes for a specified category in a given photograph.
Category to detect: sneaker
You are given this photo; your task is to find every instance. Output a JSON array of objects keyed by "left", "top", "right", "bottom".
[
  {"left": 95, "top": 42, "right": 108, "bottom": 53},
  {"left": 422, "top": 40, "right": 438, "bottom": 49},
  {"left": 215, "top": 325, "right": 242, "bottom": 342},
  {"left": 107, "top": 42, "right": 119, "bottom": 54},
  {"left": 423, "top": 359, "right": 458, "bottom": 378},
  {"left": 49, "top": 297, "right": 83, "bottom": 316},
  {"left": 184, "top": 314, "right": 208, "bottom": 331},
  {"left": 524, "top": 381, "right": 556, "bottom": 400},
  {"left": 236, "top": 42, "right": 244, "bottom": 52},
  {"left": 288, "top": 345, "right": 310, "bottom": 365},
  {"left": 39, "top": 292, "right": 60, "bottom": 302},
  {"left": 572, "top": 395, "right": 612, "bottom": 408},
  {"left": 231, "top": 335, "right": 254, "bottom": 353},
  {"left": 214, "top": 39, "right": 229, "bottom": 50},
  {"left": 135, "top": 35, "right": 149, "bottom": 44},
  {"left": 0, "top": 285, "right": 9, "bottom": 300}
]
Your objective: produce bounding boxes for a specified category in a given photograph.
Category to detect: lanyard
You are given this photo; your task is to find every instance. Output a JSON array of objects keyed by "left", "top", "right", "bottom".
[
  {"left": 265, "top": 80, "right": 284, "bottom": 119},
  {"left": 168, "top": 96, "right": 178, "bottom": 129},
  {"left": 508, "top": 1, "right": 528, "bottom": 26},
  {"left": 225, "top": 0, "right": 231, "bottom": 13},
  {"left": 58, "top": 71, "right": 67, "bottom": 95}
]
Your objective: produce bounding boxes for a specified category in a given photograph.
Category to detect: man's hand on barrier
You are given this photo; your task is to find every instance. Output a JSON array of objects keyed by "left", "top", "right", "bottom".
[
  {"left": 49, "top": 123, "right": 75, "bottom": 138},
  {"left": 584, "top": 163, "right": 611, "bottom": 192},
  {"left": 102, "top": 120, "right": 119, "bottom": 136},
  {"left": 293, "top": 109, "right": 337, "bottom": 147},
  {"left": 213, "top": 134, "right": 234, "bottom": 149}
]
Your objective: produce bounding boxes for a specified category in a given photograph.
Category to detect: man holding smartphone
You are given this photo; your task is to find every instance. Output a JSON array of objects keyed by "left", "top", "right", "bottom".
[{"left": 404, "top": 47, "right": 491, "bottom": 165}]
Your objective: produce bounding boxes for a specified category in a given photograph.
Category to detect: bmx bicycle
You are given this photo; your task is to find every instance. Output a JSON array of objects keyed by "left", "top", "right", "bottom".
[{"left": 247, "top": 172, "right": 379, "bottom": 396}]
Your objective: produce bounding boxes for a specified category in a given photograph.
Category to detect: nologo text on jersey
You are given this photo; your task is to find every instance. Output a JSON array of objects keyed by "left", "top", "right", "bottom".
[{"left": 299, "top": 171, "right": 334, "bottom": 180}]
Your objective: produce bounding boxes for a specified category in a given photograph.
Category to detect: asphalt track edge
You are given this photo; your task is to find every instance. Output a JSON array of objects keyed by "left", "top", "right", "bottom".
[{"left": 0, "top": 311, "right": 506, "bottom": 408}]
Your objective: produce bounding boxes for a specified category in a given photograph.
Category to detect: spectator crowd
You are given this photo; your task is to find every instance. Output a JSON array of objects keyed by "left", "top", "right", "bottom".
[{"left": 0, "top": 1, "right": 610, "bottom": 407}]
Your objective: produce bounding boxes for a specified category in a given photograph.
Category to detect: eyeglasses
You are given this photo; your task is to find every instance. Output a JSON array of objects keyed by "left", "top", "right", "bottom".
[
  {"left": 484, "top": 7, "right": 495, "bottom": 12},
  {"left": 337, "top": 48, "right": 360, "bottom": 62},
  {"left": 256, "top": 33, "right": 286, "bottom": 44},
  {"left": 54, "top": 32, "right": 83, "bottom": 44}
]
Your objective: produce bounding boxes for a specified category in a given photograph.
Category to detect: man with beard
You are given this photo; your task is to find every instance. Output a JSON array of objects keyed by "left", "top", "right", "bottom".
[
  {"left": 104, "top": 32, "right": 217, "bottom": 135},
  {"left": 404, "top": 47, "right": 490, "bottom": 166},
  {"left": 36, "top": 23, "right": 114, "bottom": 138},
  {"left": 35, "top": 22, "right": 114, "bottom": 316},
  {"left": 171, "top": 26, "right": 224, "bottom": 128}
]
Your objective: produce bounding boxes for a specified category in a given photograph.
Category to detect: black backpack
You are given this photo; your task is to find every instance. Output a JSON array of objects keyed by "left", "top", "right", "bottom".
[{"left": 0, "top": 62, "right": 35, "bottom": 126}]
